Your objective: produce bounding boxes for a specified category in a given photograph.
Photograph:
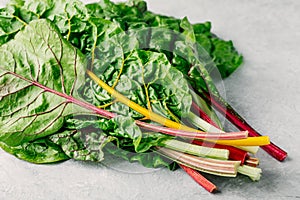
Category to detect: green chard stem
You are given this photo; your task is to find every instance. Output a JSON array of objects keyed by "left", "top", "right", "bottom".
[
  {"left": 160, "top": 139, "right": 229, "bottom": 160},
  {"left": 238, "top": 165, "right": 262, "bottom": 181},
  {"left": 188, "top": 111, "right": 223, "bottom": 133}
]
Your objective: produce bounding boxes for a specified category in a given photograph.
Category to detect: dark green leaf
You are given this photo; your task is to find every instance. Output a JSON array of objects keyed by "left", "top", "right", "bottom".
[{"left": 210, "top": 38, "right": 243, "bottom": 78}]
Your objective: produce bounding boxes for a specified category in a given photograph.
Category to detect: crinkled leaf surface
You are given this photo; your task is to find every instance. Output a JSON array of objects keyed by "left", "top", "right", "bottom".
[
  {"left": 0, "top": 6, "right": 27, "bottom": 46},
  {"left": 0, "top": 0, "right": 243, "bottom": 78},
  {"left": 0, "top": 0, "right": 242, "bottom": 113},
  {"left": 49, "top": 129, "right": 115, "bottom": 162},
  {"left": 109, "top": 116, "right": 172, "bottom": 153},
  {"left": 85, "top": 45, "right": 192, "bottom": 121},
  {"left": 0, "top": 0, "right": 124, "bottom": 55},
  {"left": 85, "top": 0, "right": 243, "bottom": 78},
  {"left": 0, "top": 19, "right": 87, "bottom": 146},
  {"left": 0, "top": 0, "right": 86, "bottom": 46}
]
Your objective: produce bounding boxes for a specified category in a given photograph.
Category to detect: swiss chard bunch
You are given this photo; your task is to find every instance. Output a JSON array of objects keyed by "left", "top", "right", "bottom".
[{"left": 0, "top": 0, "right": 286, "bottom": 193}]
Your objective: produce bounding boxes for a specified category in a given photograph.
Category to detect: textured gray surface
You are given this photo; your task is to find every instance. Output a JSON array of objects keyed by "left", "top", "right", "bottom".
[{"left": 1, "top": 0, "right": 300, "bottom": 199}]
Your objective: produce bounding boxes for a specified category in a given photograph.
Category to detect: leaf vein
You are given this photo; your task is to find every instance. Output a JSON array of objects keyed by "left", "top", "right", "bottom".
[
  {"left": 29, "top": 38, "right": 42, "bottom": 82},
  {"left": 0, "top": 83, "right": 33, "bottom": 99},
  {"left": 32, "top": 102, "right": 69, "bottom": 137},
  {"left": 38, "top": 24, "right": 67, "bottom": 94},
  {"left": 1, "top": 91, "right": 45, "bottom": 118},
  {"left": 6, "top": 101, "right": 67, "bottom": 127},
  {"left": 70, "top": 47, "right": 78, "bottom": 95}
]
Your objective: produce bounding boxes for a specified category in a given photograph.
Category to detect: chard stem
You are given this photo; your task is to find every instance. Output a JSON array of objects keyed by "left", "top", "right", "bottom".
[
  {"left": 137, "top": 120, "right": 248, "bottom": 140},
  {"left": 245, "top": 157, "right": 260, "bottom": 167},
  {"left": 235, "top": 146, "right": 259, "bottom": 154},
  {"left": 157, "top": 147, "right": 240, "bottom": 177},
  {"left": 192, "top": 140, "right": 248, "bottom": 164},
  {"left": 87, "top": 70, "right": 196, "bottom": 132},
  {"left": 238, "top": 165, "right": 262, "bottom": 181},
  {"left": 180, "top": 164, "right": 217, "bottom": 193},
  {"left": 190, "top": 85, "right": 223, "bottom": 129},
  {"left": 188, "top": 111, "right": 222, "bottom": 133},
  {"left": 188, "top": 101, "right": 262, "bottom": 152},
  {"left": 212, "top": 136, "right": 270, "bottom": 146},
  {"left": 160, "top": 139, "right": 229, "bottom": 160}
]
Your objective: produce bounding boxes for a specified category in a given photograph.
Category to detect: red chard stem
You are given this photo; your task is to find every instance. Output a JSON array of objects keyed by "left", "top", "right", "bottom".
[{"left": 180, "top": 164, "right": 217, "bottom": 193}]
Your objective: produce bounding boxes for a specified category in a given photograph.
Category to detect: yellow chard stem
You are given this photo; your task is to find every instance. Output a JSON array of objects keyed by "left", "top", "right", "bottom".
[
  {"left": 87, "top": 70, "right": 197, "bottom": 132},
  {"left": 214, "top": 136, "right": 270, "bottom": 146}
]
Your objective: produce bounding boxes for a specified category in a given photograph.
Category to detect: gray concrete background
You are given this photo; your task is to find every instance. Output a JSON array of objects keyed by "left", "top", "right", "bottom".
[{"left": 0, "top": 0, "right": 300, "bottom": 199}]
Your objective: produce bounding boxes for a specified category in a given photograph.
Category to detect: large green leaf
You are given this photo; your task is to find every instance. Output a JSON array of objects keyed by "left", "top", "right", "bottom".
[
  {"left": 86, "top": 0, "right": 147, "bottom": 30},
  {"left": 0, "top": 19, "right": 87, "bottom": 146},
  {"left": 5, "top": 0, "right": 89, "bottom": 31}
]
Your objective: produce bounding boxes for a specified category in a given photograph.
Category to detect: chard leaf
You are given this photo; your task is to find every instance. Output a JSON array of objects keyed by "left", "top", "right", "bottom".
[
  {"left": 0, "top": 0, "right": 85, "bottom": 47},
  {"left": 108, "top": 116, "right": 172, "bottom": 153},
  {"left": 0, "top": 5, "right": 29, "bottom": 46},
  {"left": 86, "top": 0, "right": 243, "bottom": 78},
  {"left": 0, "top": 138, "right": 69, "bottom": 163},
  {"left": 110, "top": 116, "right": 142, "bottom": 152},
  {"left": 0, "top": 0, "right": 124, "bottom": 54},
  {"left": 0, "top": 19, "right": 87, "bottom": 146},
  {"left": 87, "top": 46, "right": 192, "bottom": 121},
  {"left": 86, "top": 0, "right": 147, "bottom": 30},
  {"left": 210, "top": 38, "right": 243, "bottom": 78},
  {"left": 49, "top": 129, "right": 115, "bottom": 162},
  {"left": 0, "top": 0, "right": 243, "bottom": 78},
  {"left": 6, "top": 0, "right": 89, "bottom": 31},
  {"left": 104, "top": 143, "right": 178, "bottom": 170},
  {"left": 192, "top": 20, "right": 243, "bottom": 78}
]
